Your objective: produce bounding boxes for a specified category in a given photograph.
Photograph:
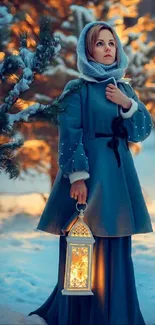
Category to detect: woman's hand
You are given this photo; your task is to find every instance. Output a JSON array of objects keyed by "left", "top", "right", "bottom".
[
  {"left": 106, "top": 83, "right": 132, "bottom": 109},
  {"left": 70, "top": 179, "right": 88, "bottom": 204}
]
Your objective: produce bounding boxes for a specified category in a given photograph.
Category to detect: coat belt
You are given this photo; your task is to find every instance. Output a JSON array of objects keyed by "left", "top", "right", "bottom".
[{"left": 95, "top": 116, "right": 129, "bottom": 168}]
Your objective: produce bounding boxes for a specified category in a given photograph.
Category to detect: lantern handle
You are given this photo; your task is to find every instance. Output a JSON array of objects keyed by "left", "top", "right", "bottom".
[{"left": 76, "top": 202, "right": 88, "bottom": 213}]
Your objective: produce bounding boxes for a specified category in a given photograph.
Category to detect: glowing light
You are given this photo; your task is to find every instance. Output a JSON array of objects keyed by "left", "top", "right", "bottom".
[
  {"left": 0, "top": 52, "right": 5, "bottom": 61},
  {"left": 16, "top": 99, "right": 36, "bottom": 110},
  {"left": 62, "top": 208, "right": 95, "bottom": 295}
]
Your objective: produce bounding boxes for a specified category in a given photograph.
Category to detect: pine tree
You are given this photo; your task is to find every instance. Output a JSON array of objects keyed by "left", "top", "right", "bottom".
[{"left": 0, "top": 12, "right": 62, "bottom": 179}]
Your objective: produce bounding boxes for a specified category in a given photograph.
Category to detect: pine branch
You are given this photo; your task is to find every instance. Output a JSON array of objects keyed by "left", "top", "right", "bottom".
[
  {"left": 4, "top": 79, "right": 87, "bottom": 130},
  {"left": 0, "top": 137, "right": 24, "bottom": 179},
  {"left": 69, "top": 5, "right": 95, "bottom": 37},
  {"left": 0, "top": 79, "right": 87, "bottom": 179},
  {"left": 0, "top": 16, "right": 61, "bottom": 113},
  {"left": 0, "top": 14, "right": 61, "bottom": 179}
]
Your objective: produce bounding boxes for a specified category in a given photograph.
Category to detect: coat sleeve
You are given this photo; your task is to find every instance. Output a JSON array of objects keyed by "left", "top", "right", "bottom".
[
  {"left": 119, "top": 83, "right": 153, "bottom": 143},
  {"left": 57, "top": 81, "right": 90, "bottom": 181}
]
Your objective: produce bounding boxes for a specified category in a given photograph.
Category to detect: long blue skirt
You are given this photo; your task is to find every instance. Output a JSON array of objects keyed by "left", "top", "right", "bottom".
[{"left": 28, "top": 235, "right": 146, "bottom": 325}]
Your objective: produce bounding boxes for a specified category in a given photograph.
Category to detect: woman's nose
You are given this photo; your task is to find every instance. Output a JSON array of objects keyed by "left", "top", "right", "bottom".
[{"left": 104, "top": 44, "right": 111, "bottom": 51}]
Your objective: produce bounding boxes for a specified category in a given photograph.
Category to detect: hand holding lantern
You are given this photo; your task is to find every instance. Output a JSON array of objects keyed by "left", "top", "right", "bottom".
[{"left": 70, "top": 179, "right": 88, "bottom": 204}]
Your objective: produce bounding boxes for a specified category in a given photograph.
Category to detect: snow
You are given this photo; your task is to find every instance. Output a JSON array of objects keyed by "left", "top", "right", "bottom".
[
  {"left": 44, "top": 64, "right": 80, "bottom": 78},
  {"left": 0, "top": 6, "right": 13, "bottom": 28},
  {"left": 56, "top": 32, "right": 77, "bottom": 49},
  {"left": 0, "top": 131, "right": 155, "bottom": 325},
  {"left": 70, "top": 5, "right": 95, "bottom": 22},
  {"left": 7, "top": 102, "right": 42, "bottom": 125}
]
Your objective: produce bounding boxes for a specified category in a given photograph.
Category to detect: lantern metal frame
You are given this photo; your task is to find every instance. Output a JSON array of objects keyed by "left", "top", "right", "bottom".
[{"left": 62, "top": 202, "right": 95, "bottom": 296}]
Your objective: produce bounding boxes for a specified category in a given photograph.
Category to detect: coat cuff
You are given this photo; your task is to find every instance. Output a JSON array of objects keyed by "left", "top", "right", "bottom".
[
  {"left": 120, "top": 98, "right": 138, "bottom": 119},
  {"left": 69, "top": 171, "right": 90, "bottom": 184}
]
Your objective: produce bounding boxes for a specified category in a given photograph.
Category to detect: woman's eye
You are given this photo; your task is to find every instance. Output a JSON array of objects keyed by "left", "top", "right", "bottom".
[
  {"left": 96, "top": 41, "right": 115, "bottom": 47},
  {"left": 96, "top": 41, "right": 103, "bottom": 46}
]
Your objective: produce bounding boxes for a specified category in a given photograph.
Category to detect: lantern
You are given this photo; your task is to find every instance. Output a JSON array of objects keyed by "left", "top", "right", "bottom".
[{"left": 61, "top": 202, "right": 95, "bottom": 296}]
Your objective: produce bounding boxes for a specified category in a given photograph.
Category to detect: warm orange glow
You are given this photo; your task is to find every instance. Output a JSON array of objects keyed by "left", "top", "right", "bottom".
[
  {"left": 11, "top": 24, "right": 21, "bottom": 35},
  {"left": 26, "top": 13, "right": 34, "bottom": 25},
  {"left": 130, "top": 142, "right": 142, "bottom": 155},
  {"left": 8, "top": 74, "right": 19, "bottom": 83},
  {"left": 115, "top": 24, "right": 126, "bottom": 42},
  {"left": 113, "top": 14, "right": 155, "bottom": 42},
  {"left": 0, "top": 135, "right": 10, "bottom": 144},
  {"left": 63, "top": 214, "right": 95, "bottom": 294},
  {"left": 27, "top": 38, "right": 36, "bottom": 47},
  {"left": 48, "top": 0, "right": 73, "bottom": 16},
  {"left": 108, "top": 3, "right": 138, "bottom": 19},
  {"left": 70, "top": 246, "right": 88, "bottom": 288},
  {"left": 131, "top": 40, "right": 140, "bottom": 50},
  {"left": 11, "top": 22, "right": 32, "bottom": 36},
  {"left": 92, "top": 241, "right": 105, "bottom": 302},
  {"left": 23, "top": 140, "right": 46, "bottom": 147},
  {"left": 144, "top": 59, "right": 155, "bottom": 77},
  {"left": 35, "top": 74, "right": 48, "bottom": 82},
  {"left": 139, "top": 33, "right": 147, "bottom": 43},
  {"left": 20, "top": 140, "right": 51, "bottom": 166},
  {"left": 145, "top": 81, "right": 155, "bottom": 87},
  {"left": 121, "top": 0, "right": 141, "bottom": 4},
  {"left": 16, "top": 99, "right": 36, "bottom": 110},
  {"left": 34, "top": 27, "right": 40, "bottom": 35},
  {"left": 12, "top": 50, "right": 19, "bottom": 55},
  {"left": 22, "top": 140, "right": 51, "bottom": 155},
  {"left": 0, "top": 52, "right": 5, "bottom": 61},
  {"left": 18, "top": 138, "right": 52, "bottom": 173}
]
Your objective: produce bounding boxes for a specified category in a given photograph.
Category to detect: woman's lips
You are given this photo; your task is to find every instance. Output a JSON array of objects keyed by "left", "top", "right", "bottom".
[{"left": 104, "top": 55, "right": 112, "bottom": 57}]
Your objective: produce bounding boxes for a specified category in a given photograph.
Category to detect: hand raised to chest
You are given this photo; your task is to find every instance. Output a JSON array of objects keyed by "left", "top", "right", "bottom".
[{"left": 106, "top": 83, "right": 132, "bottom": 109}]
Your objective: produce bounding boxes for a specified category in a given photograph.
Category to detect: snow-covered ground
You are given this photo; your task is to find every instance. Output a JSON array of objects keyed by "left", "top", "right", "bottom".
[{"left": 0, "top": 131, "right": 155, "bottom": 325}]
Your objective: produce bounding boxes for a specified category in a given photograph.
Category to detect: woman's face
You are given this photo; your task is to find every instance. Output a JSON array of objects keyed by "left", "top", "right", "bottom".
[{"left": 92, "top": 29, "right": 117, "bottom": 65}]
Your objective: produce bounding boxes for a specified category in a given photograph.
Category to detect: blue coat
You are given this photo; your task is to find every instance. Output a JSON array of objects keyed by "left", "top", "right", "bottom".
[{"left": 36, "top": 77, "right": 153, "bottom": 237}]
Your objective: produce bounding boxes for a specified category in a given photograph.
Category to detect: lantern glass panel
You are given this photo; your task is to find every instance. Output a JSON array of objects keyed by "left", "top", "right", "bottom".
[{"left": 67, "top": 243, "right": 92, "bottom": 289}]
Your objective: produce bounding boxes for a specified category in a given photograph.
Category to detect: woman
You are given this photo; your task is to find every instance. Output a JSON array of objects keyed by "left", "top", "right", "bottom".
[{"left": 28, "top": 21, "right": 153, "bottom": 325}]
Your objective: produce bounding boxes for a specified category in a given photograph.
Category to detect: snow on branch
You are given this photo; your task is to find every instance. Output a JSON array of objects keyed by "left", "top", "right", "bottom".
[
  {"left": 0, "top": 16, "right": 61, "bottom": 113},
  {"left": 0, "top": 6, "right": 13, "bottom": 28},
  {"left": 125, "top": 34, "right": 155, "bottom": 88},
  {"left": 69, "top": 5, "right": 95, "bottom": 37}
]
